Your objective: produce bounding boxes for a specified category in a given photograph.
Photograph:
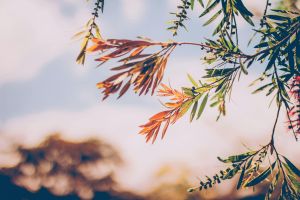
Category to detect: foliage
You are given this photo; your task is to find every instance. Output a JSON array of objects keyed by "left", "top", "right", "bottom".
[
  {"left": 87, "top": 38, "right": 176, "bottom": 99},
  {"left": 75, "top": 0, "right": 104, "bottom": 65},
  {"left": 76, "top": 0, "right": 300, "bottom": 198},
  {"left": 189, "top": 144, "right": 300, "bottom": 199}
]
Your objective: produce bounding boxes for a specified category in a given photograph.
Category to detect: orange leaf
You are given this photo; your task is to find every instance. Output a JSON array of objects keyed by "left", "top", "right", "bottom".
[
  {"left": 161, "top": 118, "right": 171, "bottom": 139},
  {"left": 149, "top": 111, "right": 170, "bottom": 121},
  {"left": 165, "top": 102, "right": 180, "bottom": 108},
  {"left": 118, "top": 81, "right": 131, "bottom": 99},
  {"left": 130, "top": 46, "right": 146, "bottom": 57},
  {"left": 151, "top": 125, "right": 161, "bottom": 144}
]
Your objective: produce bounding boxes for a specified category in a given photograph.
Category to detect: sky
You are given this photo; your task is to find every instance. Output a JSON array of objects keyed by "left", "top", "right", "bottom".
[{"left": 0, "top": 0, "right": 300, "bottom": 195}]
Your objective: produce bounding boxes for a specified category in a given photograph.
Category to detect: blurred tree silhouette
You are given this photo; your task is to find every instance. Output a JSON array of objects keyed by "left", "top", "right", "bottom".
[
  {"left": 0, "top": 134, "right": 274, "bottom": 200},
  {"left": 0, "top": 134, "right": 142, "bottom": 200}
]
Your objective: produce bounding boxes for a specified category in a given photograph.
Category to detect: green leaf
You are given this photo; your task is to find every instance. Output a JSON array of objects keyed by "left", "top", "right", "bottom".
[
  {"left": 287, "top": 174, "right": 300, "bottom": 192},
  {"left": 265, "top": 48, "right": 280, "bottom": 71},
  {"left": 245, "top": 157, "right": 253, "bottom": 169},
  {"left": 76, "top": 37, "right": 89, "bottom": 65},
  {"left": 182, "top": 87, "right": 194, "bottom": 97},
  {"left": 203, "top": 9, "right": 222, "bottom": 26},
  {"left": 255, "top": 42, "right": 271, "bottom": 49},
  {"left": 218, "top": 151, "right": 255, "bottom": 163},
  {"left": 239, "top": 12, "right": 254, "bottom": 26},
  {"left": 288, "top": 47, "right": 295, "bottom": 73},
  {"left": 205, "top": 68, "right": 236, "bottom": 77},
  {"left": 213, "top": 16, "right": 227, "bottom": 35},
  {"left": 198, "top": 0, "right": 204, "bottom": 7},
  {"left": 190, "top": 101, "right": 198, "bottom": 122},
  {"left": 72, "top": 30, "right": 87, "bottom": 40},
  {"left": 210, "top": 101, "right": 219, "bottom": 107},
  {"left": 258, "top": 51, "right": 270, "bottom": 62},
  {"left": 199, "top": 0, "right": 220, "bottom": 17},
  {"left": 283, "top": 156, "right": 300, "bottom": 177},
  {"left": 252, "top": 83, "right": 273, "bottom": 94},
  {"left": 196, "top": 93, "right": 209, "bottom": 119},
  {"left": 94, "top": 23, "right": 103, "bottom": 39},
  {"left": 296, "top": 32, "right": 300, "bottom": 69},
  {"left": 191, "top": 0, "right": 195, "bottom": 10},
  {"left": 223, "top": 167, "right": 240, "bottom": 179},
  {"left": 237, "top": 165, "right": 246, "bottom": 189},
  {"left": 179, "top": 100, "right": 193, "bottom": 118},
  {"left": 266, "top": 15, "right": 290, "bottom": 21},
  {"left": 245, "top": 162, "right": 276, "bottom": 187},
  {"left": 235, "top": 0, "right": 254, "bottom": 26},
  {"left": 187, "top": 74, "right": 199, "bottom": 87},
  {"left": 240, "top": 62, "right": 248, "bottom": 75}
]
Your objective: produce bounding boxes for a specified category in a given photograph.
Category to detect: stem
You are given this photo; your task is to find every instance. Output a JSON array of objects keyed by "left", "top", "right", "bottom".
[
  {"left": 270, "top": 103, "right": 281, "bottom": 146},
  {"left": 177, "top": 42, "right": 249, "bottom": 59},
  {"left": 286, "top": 108, "right": 298, "bottom": 141},
  {"left": 274, "top": 63, "right": 299, "bottom": 141},
  {"left": 173, "top": 22, "right": 300, "bottom": 64},
  {"left": 87, "top": 0, "right": 103, "bottom": 38}
]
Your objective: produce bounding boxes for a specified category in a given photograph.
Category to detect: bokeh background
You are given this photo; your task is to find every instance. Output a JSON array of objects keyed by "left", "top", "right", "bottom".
[{"left": 1, "top": 0, "right": 300, "bottom": 199}]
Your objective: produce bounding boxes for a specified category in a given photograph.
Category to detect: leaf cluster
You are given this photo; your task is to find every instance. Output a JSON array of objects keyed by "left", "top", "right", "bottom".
[
  {"left": 189, "top": 145, "right": 300, "bottom": 199},
  {"left": 75, "top": 0, "right": 105, "bottom": 65},
  {"left": 87, "top": 38, "right": 177, "bottom": 99},
  {"left": 200, "top": 0, "right": 253, "bottom": 37},
  {"left": 168, "top": 0, "right": 194, "bottom": 36}
]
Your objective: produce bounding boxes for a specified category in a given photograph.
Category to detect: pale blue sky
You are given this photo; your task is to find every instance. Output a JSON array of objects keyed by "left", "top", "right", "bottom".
[{"left": 0, "top": 0, "right": 259, "bottom": 121}]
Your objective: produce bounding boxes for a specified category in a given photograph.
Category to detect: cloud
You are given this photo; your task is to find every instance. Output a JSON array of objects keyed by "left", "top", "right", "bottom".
[
  {"left": 120, "top": 0, "right": 146, "bottom": 23},
  {"left": 0, "top": 0, "right": 87, "bottom": 85},
  {"left": 0, "top": 0, "right": 117, "bottom": 86},
  {"left": 0, "top": 0, "right": 149, "bottom": 86}
]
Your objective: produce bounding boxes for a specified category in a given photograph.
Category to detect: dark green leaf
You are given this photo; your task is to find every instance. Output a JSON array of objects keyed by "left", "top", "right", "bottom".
[
  {"left": 283, "top": 156, "right": 300, "bottom": 177},
  {"left": 266, "top": 15, "right": 290, "bottom": 21},
  {"left": 235, "top": 0, "right": 254, "bottom": 26},
  {"left": 237, "top": 164, "right": 246, "bottom": 189},
  {"left": 240, "top": 62, "right": 248, "bottom": 75},
  {"left": 265, "top": 48, "right": 280, "bottom": 71},
  {"left": 296, "top": 32, "right": 300, "bottom": 69},
  {"left": 252, "top": 83, "right": 273, "bottom": 94},
  {"left": 198, "top": 0, "right": 204, "bottom": 7},
  {"left": 200, "top": 0, "right": 220, "bottom": 17},
  {"left": 196, "top": 93, "right": 209, "bottom": 119},
  {"left": 182, "top": 87, "right": 194, "bottom": 97},
  {"left": 190, "top": 101, "right": 198, "bottom": 122},
  {"left": 245, "top": 162, "right": 276, "bottom": 187},
  {"left": 213, "top": 16, "right": 227, "bottom": 35},
  {"left": 218, "top": 151, "right": 255, "bottom": 163},
  {"left": 255, "top": 42, "right": 271, "bottom": 49}
]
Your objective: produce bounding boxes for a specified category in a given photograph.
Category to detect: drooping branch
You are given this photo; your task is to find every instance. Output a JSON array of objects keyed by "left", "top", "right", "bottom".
[
  {"left": 74, "top": 1, "right": 300, "bottom": 198},
  {"left": 75, "top": 0, "right": 105, "bottom": 65}
]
